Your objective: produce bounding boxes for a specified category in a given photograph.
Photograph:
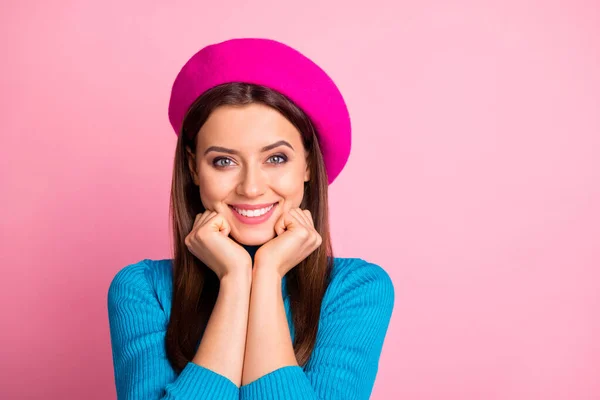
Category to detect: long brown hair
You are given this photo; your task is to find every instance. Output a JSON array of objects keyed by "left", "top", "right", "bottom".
[{"left": 166, "top": 82, "right": 334, "bottom": 373}]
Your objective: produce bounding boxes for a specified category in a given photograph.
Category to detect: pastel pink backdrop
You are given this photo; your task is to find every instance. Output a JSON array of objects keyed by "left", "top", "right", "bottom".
[{"left": 1, "top": 1, "right": 598, "bottom": 399}]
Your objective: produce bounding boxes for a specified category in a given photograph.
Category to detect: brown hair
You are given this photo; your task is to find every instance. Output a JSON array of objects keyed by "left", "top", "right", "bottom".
[{"left": 165, "top": 82, "right": 334, "bottom": 373}]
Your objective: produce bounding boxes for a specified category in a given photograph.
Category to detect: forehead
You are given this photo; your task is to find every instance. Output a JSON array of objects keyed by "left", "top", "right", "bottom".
[{"left": 197, "top": 103, "right": 302, "bottom": 149}]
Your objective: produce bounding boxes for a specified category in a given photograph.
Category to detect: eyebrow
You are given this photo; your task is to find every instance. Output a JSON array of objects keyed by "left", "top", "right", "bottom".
[{"left": 203, "top": 140, "right": 295, "bottom": 156}]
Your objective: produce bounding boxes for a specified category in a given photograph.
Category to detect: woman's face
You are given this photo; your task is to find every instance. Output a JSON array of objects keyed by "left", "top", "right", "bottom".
[{"left": 187, "top": 103, "right": 310, "bottom": 246}]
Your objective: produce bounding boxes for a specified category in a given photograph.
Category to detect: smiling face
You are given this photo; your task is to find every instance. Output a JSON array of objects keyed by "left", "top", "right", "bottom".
[{"left": 186, "top": 102, "right": 310, "bottom": 246}]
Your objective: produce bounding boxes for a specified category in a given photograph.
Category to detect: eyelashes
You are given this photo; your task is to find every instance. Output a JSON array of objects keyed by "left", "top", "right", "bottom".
[
  {"left": 212, "top": 153, "right": 288, "bottom": 169},
  {"left": 212, "top": 157, "right": 233, "bottom": 168},
  {"left": 268, "top": 154, "right": 288, "bottom": 164}
]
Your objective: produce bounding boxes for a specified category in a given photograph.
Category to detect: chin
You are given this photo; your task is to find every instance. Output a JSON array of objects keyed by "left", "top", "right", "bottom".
[{"left": 230, "top": 229, "right": 276, "bottom": 246}]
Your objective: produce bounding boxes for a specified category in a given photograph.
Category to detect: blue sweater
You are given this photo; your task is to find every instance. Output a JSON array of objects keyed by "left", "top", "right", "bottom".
[{"left": 107, "top": 256, "right": 395, "bottom": 399}]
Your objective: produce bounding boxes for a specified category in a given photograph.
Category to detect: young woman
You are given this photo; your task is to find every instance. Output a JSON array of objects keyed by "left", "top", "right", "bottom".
[{"left": 108, "top": 37, "right": 395, "bottom": 400}]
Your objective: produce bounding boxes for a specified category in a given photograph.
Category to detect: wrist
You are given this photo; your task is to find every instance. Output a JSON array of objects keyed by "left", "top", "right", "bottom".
[
  {"left": 220, "top": 269, "right": 252, "bottom": 289},
  {"left": 252, "top": 263, "right": 281, "bottom": 281}
]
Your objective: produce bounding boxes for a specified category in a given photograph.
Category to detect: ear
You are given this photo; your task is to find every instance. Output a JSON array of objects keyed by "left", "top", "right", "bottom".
[
  {"left": 186, "top": 146, "right": 199, "bottom": 185},
  {"left": 304, "top": 165, "right": 310, "bottom": 183}
]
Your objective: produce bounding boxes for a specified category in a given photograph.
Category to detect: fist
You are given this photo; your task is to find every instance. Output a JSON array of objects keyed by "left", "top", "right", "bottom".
[
  {"left": 185, "top": 211, "right": 252, "bottom": 281},
  {"left": 254, "top": 208, "right": 322, "bottom": 278}
]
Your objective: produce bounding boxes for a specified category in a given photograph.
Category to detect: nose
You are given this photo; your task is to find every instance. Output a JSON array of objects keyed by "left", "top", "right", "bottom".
[{"left": 236, "top": 164, "right": 266, "bottom": 198}]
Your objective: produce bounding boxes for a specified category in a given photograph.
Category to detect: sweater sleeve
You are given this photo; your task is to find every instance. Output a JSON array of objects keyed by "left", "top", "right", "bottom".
[
  {"left": 239, "top": 260, "right": 395, "bottom": 400},
  {"left": 107, "top": 260, "right": 239, "bottom": 400}
]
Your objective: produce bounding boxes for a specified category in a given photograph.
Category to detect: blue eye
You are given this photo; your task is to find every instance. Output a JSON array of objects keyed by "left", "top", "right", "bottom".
[
  {"left": 212, "top": 154, "right": 287, "bottom": 169},
  {"left": 268, "top": 154, "right": 288, "bottom": 164},
  {"left": 213, "top": 157, "right": 233, "bottom": 168}
]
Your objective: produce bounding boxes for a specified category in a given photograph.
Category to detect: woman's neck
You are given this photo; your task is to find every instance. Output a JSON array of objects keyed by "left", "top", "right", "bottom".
[{"left": 241, "top": 243, "right": 261, "bottom": 264}]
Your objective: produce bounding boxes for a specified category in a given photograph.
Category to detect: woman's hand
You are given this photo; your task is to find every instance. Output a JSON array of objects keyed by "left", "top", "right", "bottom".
[
  {"left": 254, "top": 208, "right": 322, "bottom": 278},
  {"left": 185, "top": 211, "right": 252, "bottom": 281}
]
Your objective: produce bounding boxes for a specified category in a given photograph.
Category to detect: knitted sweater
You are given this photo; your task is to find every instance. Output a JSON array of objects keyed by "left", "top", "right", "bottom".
[{"left": 107, "top": 256, "right": 395, "bottom": 399}]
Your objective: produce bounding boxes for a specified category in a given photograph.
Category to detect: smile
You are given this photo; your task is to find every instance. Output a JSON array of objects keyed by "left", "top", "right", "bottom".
[{"left": 230, "top": 203, "right": 276, "bottom": 218}]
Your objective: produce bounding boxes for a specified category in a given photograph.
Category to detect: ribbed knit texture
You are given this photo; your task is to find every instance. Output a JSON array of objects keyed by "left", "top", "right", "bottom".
[{"left": 107, "top": 257, "right": 395, "bottom": 399}]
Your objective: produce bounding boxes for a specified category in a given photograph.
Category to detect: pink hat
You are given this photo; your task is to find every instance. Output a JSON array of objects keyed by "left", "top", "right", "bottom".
[{"left": 168, "top": 37, "right": 351, "bottom": 185}]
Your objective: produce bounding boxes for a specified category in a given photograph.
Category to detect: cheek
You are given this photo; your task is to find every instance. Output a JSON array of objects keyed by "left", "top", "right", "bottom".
[
  {"left": 271, "top": 173, "right": 306, "bottom": 202},
  {"left": 198, "top": 172, "right": 231, "bottom": 207}
]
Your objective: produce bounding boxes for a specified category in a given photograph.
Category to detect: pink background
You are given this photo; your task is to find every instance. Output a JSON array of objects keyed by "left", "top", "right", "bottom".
[{"left": 1, "top": 1, "right": 599, "bottom": 399}]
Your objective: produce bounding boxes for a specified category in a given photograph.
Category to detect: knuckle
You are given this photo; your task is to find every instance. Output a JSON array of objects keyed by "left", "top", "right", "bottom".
[{"left": 313, "top": 231, "right": 322, "bottom": 242}]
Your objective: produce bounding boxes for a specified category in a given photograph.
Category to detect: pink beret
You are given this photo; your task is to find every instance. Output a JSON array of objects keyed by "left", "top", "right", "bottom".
[{"left": 167, "top": 37, "right": 351, "bottom": 185}]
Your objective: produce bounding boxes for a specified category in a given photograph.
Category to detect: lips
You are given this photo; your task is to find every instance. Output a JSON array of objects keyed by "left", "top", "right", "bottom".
[
  {"left": 229, "top": 202, "right": 277, "bottom": 210},
  {"left": 229, "top": 202, "right": 278, "bottom": 225}
]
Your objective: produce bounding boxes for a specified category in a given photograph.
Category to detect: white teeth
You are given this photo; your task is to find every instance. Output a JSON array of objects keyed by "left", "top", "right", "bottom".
[{"left": 233, "top": 204, "right": 274, "bottom": 217}]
